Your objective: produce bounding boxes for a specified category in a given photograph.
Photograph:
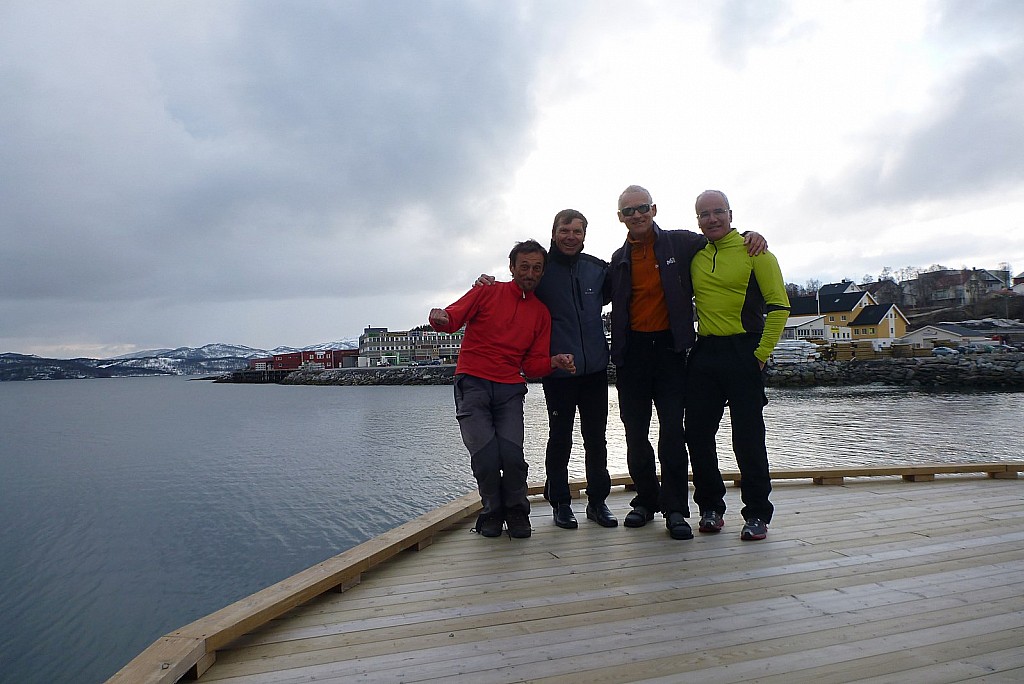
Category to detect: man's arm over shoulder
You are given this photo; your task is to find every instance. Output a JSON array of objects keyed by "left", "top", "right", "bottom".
[{"left": 666, "top": 228, "right": 709, "bottom": 261}]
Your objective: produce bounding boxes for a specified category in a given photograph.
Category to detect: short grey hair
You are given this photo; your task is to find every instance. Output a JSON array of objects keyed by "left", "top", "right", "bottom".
[
  {"left": 696, "top": 189, "right": 730, "bottom": 209},
  {"left": 618, "top": 184, "right": 653, "bottom": 208}
]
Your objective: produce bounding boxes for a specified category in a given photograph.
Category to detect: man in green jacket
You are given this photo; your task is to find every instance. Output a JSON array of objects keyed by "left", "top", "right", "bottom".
[{"left": 685, "top": 190, "right": 790, "bottom": 541}]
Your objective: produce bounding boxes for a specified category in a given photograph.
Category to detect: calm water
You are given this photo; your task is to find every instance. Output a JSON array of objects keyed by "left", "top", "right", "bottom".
[{"left": 1, "top": 377, "right": 1022, "bottom": 683}]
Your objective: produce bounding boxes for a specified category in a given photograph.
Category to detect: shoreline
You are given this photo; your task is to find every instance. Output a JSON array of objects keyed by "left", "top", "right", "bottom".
[{"left": 243, "top": 353, "right": 1024, "bottom": 389}]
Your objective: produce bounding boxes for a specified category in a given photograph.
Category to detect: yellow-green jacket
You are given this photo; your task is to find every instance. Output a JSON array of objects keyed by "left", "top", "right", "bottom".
[{"left": 690, "top": 228, "right": 790, "bottom": 363}]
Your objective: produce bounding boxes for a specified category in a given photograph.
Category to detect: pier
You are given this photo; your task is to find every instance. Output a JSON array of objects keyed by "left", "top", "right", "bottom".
[{"left": 109, "top": 463, "right": 1024, "bottom": 683}]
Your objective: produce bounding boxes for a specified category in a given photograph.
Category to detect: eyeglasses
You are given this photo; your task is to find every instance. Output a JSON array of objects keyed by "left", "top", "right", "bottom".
[
  {"left": 620, "top": 203, "right": 652, "bottom": 217},
  {"left": 697, "top": 208, "right": 730, "bottom": 220}
]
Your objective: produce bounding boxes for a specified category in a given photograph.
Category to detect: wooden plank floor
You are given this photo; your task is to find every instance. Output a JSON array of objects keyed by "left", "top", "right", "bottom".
[{"left": 198, "top": 477, "right": 1024, "bottom": 683}]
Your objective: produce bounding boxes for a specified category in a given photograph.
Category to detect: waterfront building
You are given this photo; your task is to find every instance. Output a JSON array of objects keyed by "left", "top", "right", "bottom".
[
  {"left": 789, "top": 282, "right": 910, "bottom": 349},
  {"left": 358, "top": 326, "right": 463, "bottom": 367},
  {"left": 781, "top": 315, "right": 826, "bottom": 342},
  {"left": 898, "top": 323, "right": 990, "bottom": 349},
  {"left": 249, "top": 350, "right": 356, "bottom": 371}
]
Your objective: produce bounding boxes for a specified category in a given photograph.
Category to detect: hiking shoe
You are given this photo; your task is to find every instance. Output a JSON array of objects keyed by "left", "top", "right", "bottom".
[
  {"left": 665, "top": 511, "right": 694, "bottom": 540},
  {"left": 741, "top": 518, "right": 768, "bottom": 541},
  {"left": 553, "top": 503, "right": 578, "bottom": 529},
  {"left": 623, "top": 506, "right": 655, "bottom": 528},
  {"left": 505, "top": 510, "right": 532, "bottom": 538},
  {"left": 698, "top": 510, "right": 724, "bottom": 534},
  {"left": 475, "top": 515, "right": 503, "bottom": 538}
]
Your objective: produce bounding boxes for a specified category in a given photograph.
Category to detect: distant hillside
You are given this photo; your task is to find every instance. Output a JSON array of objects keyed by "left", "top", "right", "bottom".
[
  {"left": 0, "top": 353, "right": 171, "bottom": 381},
  {"left": 907, "top": 293, "right": 1024, "bottom": 328},
  {"left": 0, "top": 338, "right": 360, "bottom": 381}
]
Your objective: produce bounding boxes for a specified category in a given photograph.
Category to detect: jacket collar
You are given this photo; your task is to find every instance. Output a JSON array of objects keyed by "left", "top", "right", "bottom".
[
  {"left": 549, "top": 240, "right": 580, "bottom": 266},
  {"left": 614, "top": 221, "right": 662, "bottom": 265}
]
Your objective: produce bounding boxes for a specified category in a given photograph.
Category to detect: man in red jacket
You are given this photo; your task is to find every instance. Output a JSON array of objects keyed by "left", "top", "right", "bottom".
[{"left": 430, "top": 239, "right": 576, "bottom": 539}]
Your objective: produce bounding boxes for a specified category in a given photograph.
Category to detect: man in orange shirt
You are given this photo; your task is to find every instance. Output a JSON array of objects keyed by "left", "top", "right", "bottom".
[{"left": 608, "top": 185, "right": 765, "bottom": 540}]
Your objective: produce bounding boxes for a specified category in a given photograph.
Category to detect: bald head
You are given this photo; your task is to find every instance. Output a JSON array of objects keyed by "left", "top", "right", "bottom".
[
  {"left": 619, "top": 184, "right": 653, "bottom": 207},
  {"left": 695, "top": 189, "right": 730, "bottom": 210}
]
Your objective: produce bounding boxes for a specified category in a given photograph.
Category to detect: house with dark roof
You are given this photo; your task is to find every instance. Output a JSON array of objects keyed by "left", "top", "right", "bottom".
[
  {"left": 788, "top": 282, "right": 911, "bottom": 347},
  {"left": 849, "top": 304, "right": 909, "bottom": 342},
  {"left": 904, "top": 268, "right": 1011, "bottom": 307},
  {"left": 817, "top": 281, "right": 860, "bottom": 298},
  {"left": 788, "top": 295, "right": 820, "bottom": 316}
]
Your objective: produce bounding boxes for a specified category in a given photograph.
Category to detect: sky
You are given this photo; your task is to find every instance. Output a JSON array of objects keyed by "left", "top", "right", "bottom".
[{"left": 2, "top": 0, "right": 1022, "bottom": 359}]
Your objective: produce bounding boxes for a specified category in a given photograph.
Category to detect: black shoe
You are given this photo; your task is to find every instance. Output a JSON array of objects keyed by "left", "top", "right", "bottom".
[
  {"left": 623, "top": 506, "right": 654, "bottom": 528},
  {"left": 585, "top": 501, "right": 618, "bottom": 528},
  {"left": 666, "top": 511, "right": 694, "bottom": 540},
  {"left": 505, "top": 509, "right": 532, "bottom": 538},
  {"left": 475, "top": 515, "right": 503, "bottom": 538},
  {"left": 553, "top": 503, "right": 578, "bottom": 529}
]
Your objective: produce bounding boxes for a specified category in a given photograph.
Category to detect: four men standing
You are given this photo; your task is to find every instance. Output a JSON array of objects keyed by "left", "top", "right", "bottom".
[{"left": 431, "top": 186, "right": 786, "bottom": 543}]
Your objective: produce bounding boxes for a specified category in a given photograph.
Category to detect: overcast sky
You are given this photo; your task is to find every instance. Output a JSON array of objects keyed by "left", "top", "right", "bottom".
[{"left": 3, "top": 0, "right": 1022, "bottom": 358}]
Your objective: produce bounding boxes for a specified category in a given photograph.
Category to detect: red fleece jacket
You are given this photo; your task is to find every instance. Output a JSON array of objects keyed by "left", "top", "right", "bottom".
[{"left": 431, "top": 280, "right": 553, "bottom": 384}]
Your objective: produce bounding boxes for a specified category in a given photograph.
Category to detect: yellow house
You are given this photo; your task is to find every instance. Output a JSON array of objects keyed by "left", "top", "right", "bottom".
[
  {"left": 789, "top": 283, "right": 909, "bottom": 347},
  {"left": 849, "top": 303, "right": 909, "bottom": 344}
]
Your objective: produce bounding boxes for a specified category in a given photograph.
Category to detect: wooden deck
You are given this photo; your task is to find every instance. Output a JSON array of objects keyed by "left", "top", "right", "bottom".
[{"left": 110, "top": 467, "right": 1024, "bottom": 683}]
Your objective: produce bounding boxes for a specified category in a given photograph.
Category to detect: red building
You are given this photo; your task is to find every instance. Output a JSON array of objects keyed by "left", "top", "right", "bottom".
[
  {"left": 272, "top": 352, "right": 302, "bottom": 370},
  {"left": 264, "top": 349, "right": 357, "bottom": 370}
]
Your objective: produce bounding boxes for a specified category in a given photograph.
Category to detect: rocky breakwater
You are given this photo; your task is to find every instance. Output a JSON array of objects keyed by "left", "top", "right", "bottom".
[
  {"left": 766, "top": 352, "right": 1024, "bottom": 389},
  {"left": 281, "top": 365, "right": 457, "bottom": 386}
]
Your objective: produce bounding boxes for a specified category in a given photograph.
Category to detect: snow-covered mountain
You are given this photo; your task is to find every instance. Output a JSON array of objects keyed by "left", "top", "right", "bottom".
[
  {"left": 0, "top": 338, "right": 362, "bottom": 381},
  {"left": 110, "top": 343, "right": 271, "bottom": 361}
]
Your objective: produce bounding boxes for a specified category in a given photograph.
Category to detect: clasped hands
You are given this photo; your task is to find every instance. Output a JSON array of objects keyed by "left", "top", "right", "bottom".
[{"left": 551, "top": 353, "right": 575, "bottom": 374}]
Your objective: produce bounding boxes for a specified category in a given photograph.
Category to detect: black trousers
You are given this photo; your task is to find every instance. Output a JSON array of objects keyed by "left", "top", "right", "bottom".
[
  {"left": 615, "top": 330, "right": 691, "bottom": 515},
  {"left": 541, "top": 370, "right": 611, "bottom": 507},
  {"left": 685, "top": 334, "right": 773, "bottom": 523}
]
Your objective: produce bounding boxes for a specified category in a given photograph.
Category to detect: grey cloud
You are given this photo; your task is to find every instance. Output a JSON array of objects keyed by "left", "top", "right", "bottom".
[
  {"left": 930, "top": 0, "right": 1024, "bottom": 39},
  {"left": 0, "top": 1, "right": 551, "bottom": 317}
]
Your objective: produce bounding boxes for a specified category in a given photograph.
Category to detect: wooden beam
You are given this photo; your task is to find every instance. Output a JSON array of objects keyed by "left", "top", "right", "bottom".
[{"left": 105, "top": 636, "right": 205, "bottom": 684}]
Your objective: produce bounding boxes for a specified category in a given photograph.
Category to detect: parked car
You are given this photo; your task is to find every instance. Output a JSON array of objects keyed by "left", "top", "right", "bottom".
[
  {"left": 931, "top": 346, "right": 957, "bottom": 356},
  {"left": 958, "top": 343, "right": 994, "bottom": 354}
]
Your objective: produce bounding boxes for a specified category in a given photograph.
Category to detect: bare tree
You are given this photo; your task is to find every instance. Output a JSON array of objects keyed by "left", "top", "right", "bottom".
[{"left": 997, "top": 262, "right": 1013, "bottom": 287}]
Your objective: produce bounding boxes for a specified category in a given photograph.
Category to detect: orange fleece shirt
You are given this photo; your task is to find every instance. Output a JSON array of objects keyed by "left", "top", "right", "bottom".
[{"left": 628, "top": 231, "right": 670, "bottom": 332}]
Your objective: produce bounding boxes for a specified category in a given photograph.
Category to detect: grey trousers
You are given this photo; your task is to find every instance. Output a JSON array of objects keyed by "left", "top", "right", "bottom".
[{"left": 454, "top": 374, "right": 530, "bottom": 518}]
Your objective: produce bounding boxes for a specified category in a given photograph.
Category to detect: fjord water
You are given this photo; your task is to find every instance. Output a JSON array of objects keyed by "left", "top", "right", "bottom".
[{"left": 1, "top": 377, "right": 1022, "bottom": 683}]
